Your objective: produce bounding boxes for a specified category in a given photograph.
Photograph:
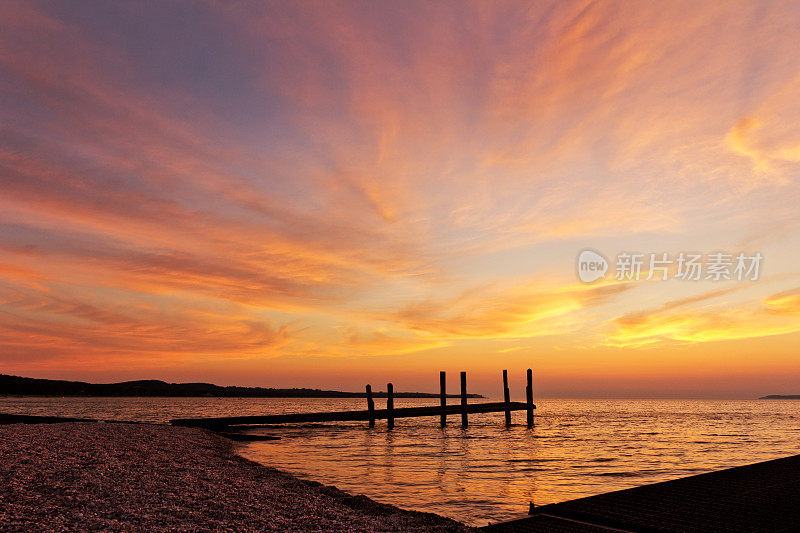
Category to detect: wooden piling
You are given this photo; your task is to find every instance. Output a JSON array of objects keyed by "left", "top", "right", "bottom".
[
  {"left": 503, "top": 369, "right": 511, "bottom": 427},
  {"left": 460, "top": 371, "right": 468, "bottom": 428},
  {"left": 526, "top": 368, "right": 534, "bottom": 428},
  {"left": 387, "top": 382, "right": 394, "bottom": 429},
  {"left": 440, "top": 371, "right": 447, "bottom": 428},
  {"left": 366, "top": 384, "right": 375, "bottom": 428}
]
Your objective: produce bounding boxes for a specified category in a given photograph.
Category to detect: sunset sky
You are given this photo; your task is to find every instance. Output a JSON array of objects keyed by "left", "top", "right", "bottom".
[{"left": 2, "top": 0, "right": 800, "bottom": 397}]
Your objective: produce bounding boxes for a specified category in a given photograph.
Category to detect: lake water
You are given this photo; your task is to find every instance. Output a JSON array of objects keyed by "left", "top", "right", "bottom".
[{"left": 3, "top": 396, "right": 799, "bottom": 526}]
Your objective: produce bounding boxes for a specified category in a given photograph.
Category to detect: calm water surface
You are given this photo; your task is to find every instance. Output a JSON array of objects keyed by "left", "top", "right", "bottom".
[{"left": 3, "top": 397, "right": 799, "bottom": 526}]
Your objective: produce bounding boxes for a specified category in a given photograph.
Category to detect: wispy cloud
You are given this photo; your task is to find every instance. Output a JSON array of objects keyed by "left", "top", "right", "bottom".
[
  {"left": 2, "top": 1, "right": 800, "bottom": 392},
  {"left": 608, "top": 287, "right": 800, "bottom": 347},
  {"left": 388, "top": 280, "right": 632, "bottom": 340}
]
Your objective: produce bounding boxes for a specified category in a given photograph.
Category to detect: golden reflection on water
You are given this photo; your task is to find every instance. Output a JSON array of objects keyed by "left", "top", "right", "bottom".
[{"left": 237, "top": 398, "right": 800, "bottom": 526}]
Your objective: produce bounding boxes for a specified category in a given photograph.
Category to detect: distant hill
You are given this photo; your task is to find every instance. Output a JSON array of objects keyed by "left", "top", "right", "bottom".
[
  {"left": 759, "top": 395, "right": 800, "bottom": 399},
  {"left": 0, "top": 374, "right": 484, "bottom": 398}
]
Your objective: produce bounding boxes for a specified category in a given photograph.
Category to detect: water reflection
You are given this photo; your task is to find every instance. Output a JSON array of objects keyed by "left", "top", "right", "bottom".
[
  {"left": 237, "top": 400, "right": 800, "bottom": 526},
  {"left": 435, "top": 428, "right": 449, "bottom": 491},
  {"left": 382, "top": 430, "right": 395, "bottom": 485},
  {"left": 3, "top": 397, "right": 800, "bottom": 526}
]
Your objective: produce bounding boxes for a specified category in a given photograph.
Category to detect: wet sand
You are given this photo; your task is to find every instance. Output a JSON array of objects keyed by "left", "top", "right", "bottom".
[{"left": 0, "top": 422, "right": 471, "bottom": 532}]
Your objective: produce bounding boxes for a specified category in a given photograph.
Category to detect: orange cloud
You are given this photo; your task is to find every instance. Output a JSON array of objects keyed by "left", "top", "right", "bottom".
[
  {"left": 764, "top": 288, "right": 800, "bottom": 315},
  {"left": 0, "top": 284, "right": 293, "bottom": 370},
  {"left": 609, "top": 287, "right": 800, "bottom": 347},
  {"left": 389, "top": 280, "right": 632, "bottom": 340}
]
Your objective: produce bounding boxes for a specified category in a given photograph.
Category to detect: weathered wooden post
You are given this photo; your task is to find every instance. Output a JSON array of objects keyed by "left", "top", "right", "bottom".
[
  {"left": 460, "top": 371, "right": 468, "bottom": 428},
  {"left": 503, "top": 369, "right": 511, "bottom": 427},
  {"left": 387, "top": 382, "right": 394, "bottom": 429},
  {"left": 526, "top": 368, "right": 534, "bottom": 428},
  {"left": 366, "top": 384, "right": 375, "bottom": 428},
  {"left": 439, "top": 371, "right": 447, "bottom": 428}
]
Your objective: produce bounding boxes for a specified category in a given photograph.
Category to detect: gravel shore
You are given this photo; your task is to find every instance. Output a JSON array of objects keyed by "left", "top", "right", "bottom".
[{"left": 0, "top": 422, "right": 472, "bottom": 532}]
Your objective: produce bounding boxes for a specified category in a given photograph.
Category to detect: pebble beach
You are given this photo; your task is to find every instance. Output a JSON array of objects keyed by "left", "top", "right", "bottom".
[{"left": 0, "top": 422, "right": 472, "bottom": 532}]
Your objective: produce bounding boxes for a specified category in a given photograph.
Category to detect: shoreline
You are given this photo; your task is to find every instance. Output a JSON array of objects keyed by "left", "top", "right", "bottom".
[{"left": 0, "top": 421, "right": 472, "bottom": 532}]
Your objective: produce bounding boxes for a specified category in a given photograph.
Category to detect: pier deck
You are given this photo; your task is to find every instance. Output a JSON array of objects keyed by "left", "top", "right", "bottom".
[
  {"left": 481, "top": 453, "right": 800, "bottom": 532},
  {"left": 171, "top": 401, "right": 532, "bottom": 430}
]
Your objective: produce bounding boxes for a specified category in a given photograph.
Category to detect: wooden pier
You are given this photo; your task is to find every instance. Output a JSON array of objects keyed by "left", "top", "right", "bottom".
[
  {"left": 171, "top": 369, "right": 536, "bottom": 431},
  {"left": 172, "top": 401, "right": 530, "bottom": 431}
]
